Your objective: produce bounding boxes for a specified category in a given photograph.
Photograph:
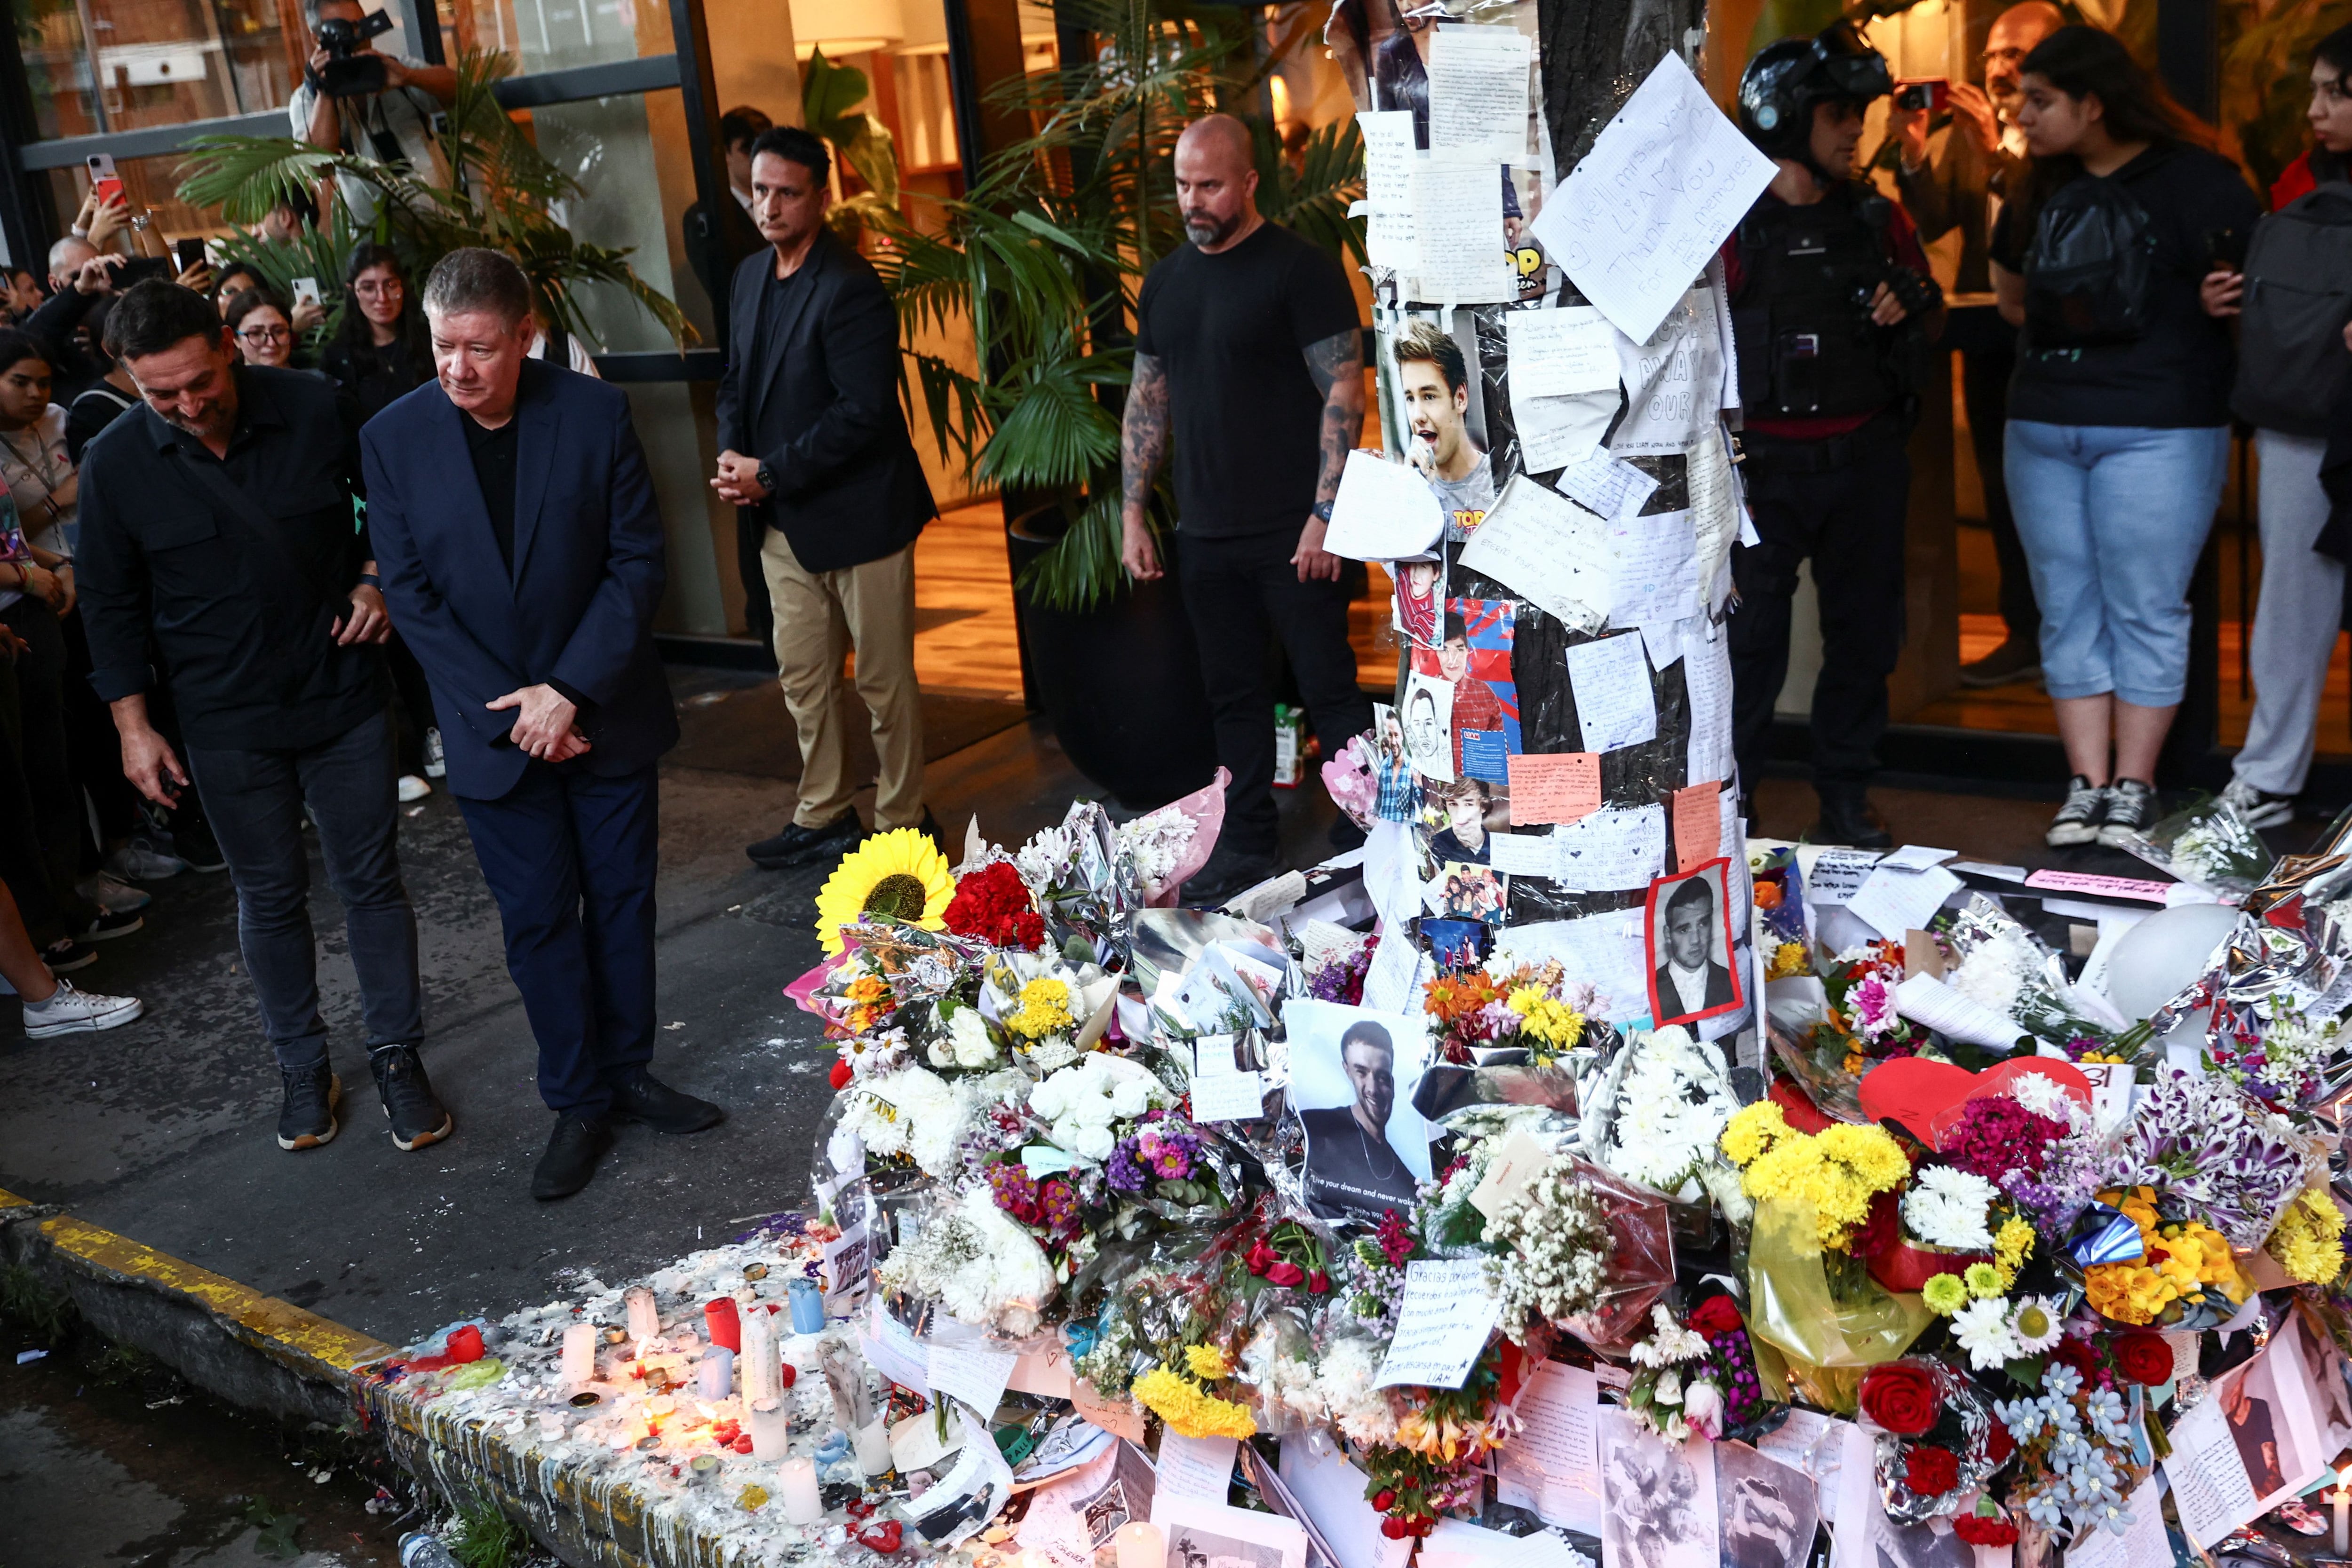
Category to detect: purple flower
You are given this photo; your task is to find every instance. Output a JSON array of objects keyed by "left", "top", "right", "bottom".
[{"left": 1106, "top": 1138, "right": 1147, "bottom": 1194}]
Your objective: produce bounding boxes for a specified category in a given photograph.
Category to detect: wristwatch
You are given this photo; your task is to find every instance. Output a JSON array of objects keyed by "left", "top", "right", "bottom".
[
  {"left": 756, "top": 462, "right": 776, "bottom": 493},
  {"left": 1312, "top": 500, "right": 1335, "bottom": 523}
]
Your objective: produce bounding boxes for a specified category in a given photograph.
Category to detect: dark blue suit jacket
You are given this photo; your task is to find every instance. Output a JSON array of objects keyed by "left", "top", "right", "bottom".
[{"left": 359, "top": 358, "right": 678, "bottom": 800}]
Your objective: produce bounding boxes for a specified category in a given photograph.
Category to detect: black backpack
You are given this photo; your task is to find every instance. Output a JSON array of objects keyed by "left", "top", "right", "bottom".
[
  {"left": 2230, "top": 182, "right": 2352, "bottom": 437},
  {"left": 2022, "top": 173, "right": 2159, "bottom": 347}
]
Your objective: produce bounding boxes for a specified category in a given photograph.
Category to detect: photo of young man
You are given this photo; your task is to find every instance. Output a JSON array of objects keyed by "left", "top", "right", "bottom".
[
  {"left": 1394, "top": 557, "right": 1441, "bottom": 647},
  {"left": 1393, "top": 318, "right": 1493, "bottom": 539},
  {"left": 1646, "top": 861, "right": 1741, "bottom": 1027},
  {"left": 1289, "top": 1006, "right": 1432, "bottom": 1220}
]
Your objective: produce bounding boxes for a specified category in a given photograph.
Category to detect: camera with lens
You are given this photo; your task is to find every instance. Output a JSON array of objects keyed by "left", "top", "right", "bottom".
[{"left": 315, "top": 7, "right": 396, "bottom": 98}]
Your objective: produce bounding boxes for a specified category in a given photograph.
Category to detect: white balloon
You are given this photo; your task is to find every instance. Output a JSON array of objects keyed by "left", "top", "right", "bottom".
[{"left": 2103, "top": 903, "right": 2239, "bottom": 1022}]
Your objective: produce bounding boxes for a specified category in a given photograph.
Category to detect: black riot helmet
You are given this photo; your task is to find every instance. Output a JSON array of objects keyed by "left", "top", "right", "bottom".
[{"left": 1737, "top": 21, "right": 1892, "bottom": 162}]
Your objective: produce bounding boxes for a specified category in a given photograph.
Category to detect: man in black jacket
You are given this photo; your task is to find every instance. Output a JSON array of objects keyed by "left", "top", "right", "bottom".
[{"left": 714, "top": 126, "right": 939, "bottom": 869}]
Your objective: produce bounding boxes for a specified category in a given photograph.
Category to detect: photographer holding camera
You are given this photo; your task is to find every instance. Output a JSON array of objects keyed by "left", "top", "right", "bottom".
[
  {"left": 1724, "top": 23, "right": 1942, "bottom": 849},
  {"left": 288, "top": 0, "right": 457, "bottom": 226}
]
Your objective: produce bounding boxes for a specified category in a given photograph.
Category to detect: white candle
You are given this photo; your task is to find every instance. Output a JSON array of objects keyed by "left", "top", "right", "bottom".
[
  {"left": 698, "top": 1346, "right": 734, "bottom": 1401},
  {"left": 625, "top": 1285, "right": 660, "bottom": 1342},
  {"left": 854, "top": 1417, "right": 892, "bottom": 1476},
  {"left": 779, "top": 1455, "right": 824, "bottom": 1525},
  {"left": 2333, "top": 1484, "right": 2349, "bottom": 1556},
  {"left": 747, "top": 1395, "right": 791, "bottom": 1459},
  {"left": 560, "top": 1322, "right": 597, "bottom": 1389},
  {"left": 740, "top": 1309, "right": 781, "bottom": 1406},
  {"left": 537, "top": 1410, "right": 566, "bottom": 1441},
  {"left": 1115, "top": 1520, "right": 1164, "bottom": 1568}
]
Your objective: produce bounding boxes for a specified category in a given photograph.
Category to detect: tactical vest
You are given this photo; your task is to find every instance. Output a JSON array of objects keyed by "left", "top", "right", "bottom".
[{"left": 1731, "top": 187, "right": 1905, "bottom": 421}]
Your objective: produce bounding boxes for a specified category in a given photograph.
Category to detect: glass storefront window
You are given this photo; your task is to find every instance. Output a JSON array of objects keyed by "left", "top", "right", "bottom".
[
  {"left": 448, "top": 0, "right": 671, "bottom": 70},
  {"left": 28, "top": 0, "right": 300, "bottom": 137}
]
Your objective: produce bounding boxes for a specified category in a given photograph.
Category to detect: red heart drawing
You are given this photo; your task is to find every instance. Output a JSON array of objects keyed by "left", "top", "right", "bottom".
[{"left": 1859, "top": 1055, "right": 2092, "bottom": 1143}]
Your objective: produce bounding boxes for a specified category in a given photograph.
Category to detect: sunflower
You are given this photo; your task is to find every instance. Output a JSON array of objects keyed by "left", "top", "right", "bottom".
[{"left": 813, "top": 830, "right": 954, "bottom": 955}]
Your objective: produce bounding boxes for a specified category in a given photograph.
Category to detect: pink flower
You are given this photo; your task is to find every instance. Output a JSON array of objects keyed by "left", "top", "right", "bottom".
[
  {"left": 1850, "top": 975, "right": 1899, "bottom": 1040},
  {"left": 1682, "top": 1379, "right": 1724, "bottom": 1441}
]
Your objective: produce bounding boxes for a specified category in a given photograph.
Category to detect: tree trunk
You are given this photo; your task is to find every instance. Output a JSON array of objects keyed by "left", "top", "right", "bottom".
[{"left": 1538, "top": 0, "right": 1708, "bottom": 170}]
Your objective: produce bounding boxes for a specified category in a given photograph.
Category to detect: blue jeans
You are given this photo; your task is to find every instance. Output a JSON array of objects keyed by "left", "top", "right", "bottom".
[{"left": 2004, "top": 421, "right": 2229, "bottom": 708}]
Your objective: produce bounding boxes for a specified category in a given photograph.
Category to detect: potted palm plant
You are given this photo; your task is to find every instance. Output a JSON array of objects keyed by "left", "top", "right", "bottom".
[
  {"left": 173, "top": 51, "right": 689, "bottom": 347},
  {"left": 863, "top": 0, "right": 1363, "bottom": 809}
]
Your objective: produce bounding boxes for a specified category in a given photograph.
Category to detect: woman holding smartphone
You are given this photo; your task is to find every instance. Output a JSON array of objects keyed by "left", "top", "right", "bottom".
[{"left": 1988, "top": 26, "right": 2261, "bottom": 849}]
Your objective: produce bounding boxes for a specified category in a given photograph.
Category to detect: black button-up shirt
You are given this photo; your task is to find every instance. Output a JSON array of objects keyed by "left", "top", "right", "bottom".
[{"left": 75, "top": 365, "right": 386, "bottom": 752}]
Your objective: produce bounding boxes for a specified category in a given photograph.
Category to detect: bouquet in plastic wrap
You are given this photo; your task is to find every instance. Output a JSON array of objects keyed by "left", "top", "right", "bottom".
[
  {"left": 1938, "top": 895, "right": 2124, "bottom": 1054},
  {"left": 2117, "top": 796, "right": 2270, "bottom": 895}
]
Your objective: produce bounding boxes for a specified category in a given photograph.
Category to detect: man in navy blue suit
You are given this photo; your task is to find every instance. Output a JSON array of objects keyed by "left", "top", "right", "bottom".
[{"left": 362, "top": 248, "right": 722, "bottom": 1200}]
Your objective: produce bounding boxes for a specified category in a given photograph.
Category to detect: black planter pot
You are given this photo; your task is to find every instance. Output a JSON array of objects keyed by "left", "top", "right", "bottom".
[{"left": 1006, "top": 510, "right": 1218, "bottom": 811}]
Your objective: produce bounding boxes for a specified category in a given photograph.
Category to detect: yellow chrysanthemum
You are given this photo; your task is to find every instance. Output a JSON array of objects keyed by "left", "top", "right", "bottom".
[
  {"left": 1963, "top": 1262, "right": 2004, "bottom": 1299},
  {"left": 1185, "top": 1343, "right": 1232, "bottom": 1380},
  {"left": 1923, "top": 1273, "right": 1969, "bottom": 1315},
  {"left": 1007, "top": 977, "right": 1075, "bottom": 1039},
  {"left": 1994, "top": 1217, "right": 2035, "bottom": 1289},
  {"left": 1505, "top": 987, "right": 1585, "bottom": 1050},
  {"left": 1133, "top": 1365, "right": 1257, "bottom": 1439},
  {"left": 1768, "top": 941, "right": 1810, "bottom": 980},
  {"left": 2268, "top": 1189, "right": 2348, "bottom": 1285},
  {"left": 1720, "top": 1101, "right": 1790, "bottom": 1167},
  {"left": 1728, "top": 1110, "right": 1909, "bottom": 1251},
  {"left": 812, "top": 829, "right": 954, "bottom": 956}
]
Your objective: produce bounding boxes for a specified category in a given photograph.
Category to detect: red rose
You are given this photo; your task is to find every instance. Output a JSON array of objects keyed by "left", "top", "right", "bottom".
[
  {"left": 2048, "top": 1335, "right": 2098, "bottom": 1377},
  {"left": 1904, "top": 1445, "right": 1959, "bottom": 1496},
  {"left": 829, "top": 1059, "right": 853, "bottom": 1090},
  {"left": 1372, "top": 1490, "right": 1397, "bottom": 1512},
  {"left": 1687, "top": 1296, "right": 1744, "bottom": 1336},
  {"left": 1986, "top": 1418, "right": 2014, "bottom": 1465},
  {"left": 1381, "top": 1519, "right": 1407, "bottom": 1540},
  {"left": 1265, "top": 1261, "right": 1306, "bottom": 1287},
  {"left": 2112, "top": 1331, "right": 2176, "bottom": 1386},
  {"left": 1859, "top": 1363, "right": 1941, "bottom": 1435},
  {"left": 1308, "top": 1269, "right": 1331, "bottom": 1294},
  {"left": 1954, "top": 1514, "right": 2020, "bottom": 1547}
]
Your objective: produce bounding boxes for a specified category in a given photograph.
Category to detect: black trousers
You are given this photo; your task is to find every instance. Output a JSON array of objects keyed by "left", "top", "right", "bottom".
[
  {"left": 0, "top": 599, "right": 97, "bottom": 942},
  {"left": 1175, "top": 527, "right": 1373, "bottom": 859},
  {"left": 1728, "top": 426, "right": 1911, "bottom": 800},
  {"left": 1948, "top": 308, "right": 2037, "bottom": 646}
]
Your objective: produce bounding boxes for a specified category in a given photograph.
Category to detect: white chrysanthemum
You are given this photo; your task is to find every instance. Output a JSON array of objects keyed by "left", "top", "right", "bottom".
[
  {"left": 1029, "top": 1053, "right": 1166, "bottom": 1164},
  {"left": 2010, "top": 1295, "right": 2065, "bottom": 1354},
  {"left": 2007, "top": 1071, "right": 2072, "bottom": 1121},
  {"left": 1950, "top": 1296, "right": 2022, "bottom": 1370},
  {"left": 1950, "top": 926, "right": 2041, "bottom": 1016},
  {"left": 1629, "top": 1303, "right": 1709, "bottom": 1368},
  {"left": 945, "top": 1004, "right": 1000, "bottom": 1069},
  {"left": 875, "top": 1185, "right": 1057, "bottom": 1335},
  {"left": 1903, "top": 1164, "right": 1999, "bottom": 1251}
]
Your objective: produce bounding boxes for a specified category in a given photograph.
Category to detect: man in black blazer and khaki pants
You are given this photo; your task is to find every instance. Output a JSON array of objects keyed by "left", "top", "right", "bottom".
[{"left": 713, "top": 126, "right": 938, "bottom": 870}]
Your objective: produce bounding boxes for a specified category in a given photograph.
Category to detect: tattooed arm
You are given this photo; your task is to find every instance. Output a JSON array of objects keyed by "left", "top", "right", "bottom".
[
  {"left": 1120, "top": 352, "right": 1171, "bottom": 580},
  {"left": 1294, "top": 326, "right": 1364, "bottom": 583}
]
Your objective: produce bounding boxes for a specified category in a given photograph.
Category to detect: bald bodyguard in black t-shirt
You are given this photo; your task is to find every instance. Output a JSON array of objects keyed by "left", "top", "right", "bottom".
[{"left": 1120, "top": 113, "right": 1373, "bottom": 905}]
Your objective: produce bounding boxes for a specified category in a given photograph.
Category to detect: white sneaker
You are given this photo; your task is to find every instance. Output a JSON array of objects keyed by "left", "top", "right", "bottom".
[
  {"left": 423, "top": 727, "right": 446, "bottom": 780},
  {"left": 106, "top": 839, "right": 188, "bottom": 882},
  {"left": 397, "top": 774, "right": 432, "bottom": 803},
  {"left": 22, "top": 978, "right": 143, "bottom": 1037},
  {"left": 2218, "top": 776, "right": 2294, "bottom": 832},
  {"left": 76, "top": 873, "right": 152, "bottom": 914}
]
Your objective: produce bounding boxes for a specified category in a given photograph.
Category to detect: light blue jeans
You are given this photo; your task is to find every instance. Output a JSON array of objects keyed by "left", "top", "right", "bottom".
[{"left": 2004, "top": 420, "right": 2231, "bottom": 708}]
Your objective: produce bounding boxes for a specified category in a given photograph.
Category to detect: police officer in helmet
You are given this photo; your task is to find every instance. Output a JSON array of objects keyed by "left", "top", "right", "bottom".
[{"left": 1725, "top": 22, "right": 1942, "bottom": 850}]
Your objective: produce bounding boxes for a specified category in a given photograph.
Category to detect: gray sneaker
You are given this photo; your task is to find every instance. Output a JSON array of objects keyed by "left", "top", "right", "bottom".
[
  {"left": 2046, "top": 776, "right": 2106, "bottom": 848},
  {"left": 2098, "top": 778, "right": 2159, "bottom": 848},
  {"left": 2218, "top": 776, "right": 2293, "bottom": 832},
  {"left": 21, "top": 978, "right": 143, "bottom": 1037}
]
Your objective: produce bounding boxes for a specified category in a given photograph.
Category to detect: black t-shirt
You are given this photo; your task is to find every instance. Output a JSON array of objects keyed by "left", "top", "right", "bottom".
[
  {"left": 1133, "top": 221, "right": 1361, "bottom": 538},
  {"left": 1990, "top": 143, "right": 2261, "bottom": 428},
  {"left": 465, "top": 412, "right": 520, "bottom": 571}
]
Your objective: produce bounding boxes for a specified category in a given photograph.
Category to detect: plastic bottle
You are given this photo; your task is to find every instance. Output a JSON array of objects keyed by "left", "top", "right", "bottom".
[{"left": 397, "top": 1533, "right": 464, "bottom": 1568}]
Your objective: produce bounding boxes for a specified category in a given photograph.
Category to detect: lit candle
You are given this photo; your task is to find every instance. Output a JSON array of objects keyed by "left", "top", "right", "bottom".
[
  {"left": 854, "top": 1417, "right": 892, "bottom": 1477},
  {"left": 704, "top": 1297, "right": 742, "bottom": 1352},
  {"left": 1115, "top": 1520, "right": 1164, "bottom": 1568},
  {"left": 2333, "top": 1483, "right": 2349, "bottom": 1556},
  {"left": 698, "top": 1346, "right": 734, "bottom": 1401},
  {"left": 788, "top": 1278, "right": 826, "bottom": 1335},
  {"left": 740, "top": 1307, "right": 780, "bottom": 1406},
  {"left": 779, "top": 1455, "right": 824, "bottom": 1525},
  {"left": 747, "top": 1395, "right": 790, "bottom": 1459},
  {"left": 560, "top": 1322, "right": 597, "bottom": 1390},
  {"left": 624, "top": 1285, "right": 660, "bottom": 1342}
]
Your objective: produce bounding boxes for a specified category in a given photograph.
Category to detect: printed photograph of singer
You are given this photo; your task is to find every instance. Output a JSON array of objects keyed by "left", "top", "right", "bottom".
[
  {"left": 1644, "top": 859, "right": 1742, "bottom": 1027},
  {"left": 1287, "top": 1000, "right": 1434, "bottom": 1221}
]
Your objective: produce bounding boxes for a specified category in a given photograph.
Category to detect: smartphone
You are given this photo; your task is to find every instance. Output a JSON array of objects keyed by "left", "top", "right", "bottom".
[
  {"left": 2206, "top": 226, "right": 2249, "bottom": 271},
  {"left": 1894, "top": 78, "right": 1950, "bottom": 113},
  {"left": 85, "top": 152, "right": 124, "bottom": 209},
  {"left": 115, "top": 256, "right": 170, "bottom": 286},
  {"left": 173, "top": 238, "right": 205, "bottom": 272},
  {"left": 291, "top": 276, "right": 322, "bottom": 311}
]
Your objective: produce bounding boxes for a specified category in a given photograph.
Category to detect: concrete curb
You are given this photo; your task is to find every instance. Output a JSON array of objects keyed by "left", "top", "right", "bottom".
[{"left": 0, "top": 1188, "right": 735, "bottom": 1568}]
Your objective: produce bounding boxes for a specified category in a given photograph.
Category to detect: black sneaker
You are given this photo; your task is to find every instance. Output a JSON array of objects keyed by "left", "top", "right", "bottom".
[
  {"left": 278, "top": 1062, "right": 341, "bottom": 1151},
  {"left": 1183, "top": 848, "right": 1280, "bottom": 910},
  {"left": 607, "top": 1069, "right": 724, "bottom": 1134},
  {"left": 2098, "top": 778, "right": 2158, "bottom": 848},
  {"left": 170, "top": 814, "right": 227, "bottom": 873},
  {"left": 81, "top": 908, "right": 143, "bottom": 942},
  {"left": 533, "top": 1114, "right": 613, "bottom": 1201},
  {"left": 1958, "top": 638, "right": 2043, "bottom": 689},
  {"left": 1805, "top": 793, "right": 1894, "bottom": 850},
  {"left": 2218, "top": 777, "right": 2295, "bottom": 832},
  {"left": 2046, "top": 776, "right": 2107, "bottom": 848},
  {"left": 41, "top": 938, "right": 96, "bottom": 974},
  {"left": 746, "top": 812, "right": 865, "bottom": 871},
  {"left": 370, "top": 1045, "right": 453, "bottom": 1151}
]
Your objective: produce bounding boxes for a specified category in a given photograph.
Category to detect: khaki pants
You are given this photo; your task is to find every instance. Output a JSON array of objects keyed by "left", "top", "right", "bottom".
[{"left": 761, "top": 532, "right": 926, "bottom": 830}]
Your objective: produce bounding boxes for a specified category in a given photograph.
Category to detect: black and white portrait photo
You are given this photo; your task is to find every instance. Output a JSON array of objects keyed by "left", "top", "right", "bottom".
[
  {"left": 1286, "top": 999, "right": 1435, "bottom": 1221},
  {"left": 1598, "top": 1410, "right": 1718, "bottom": 1568},
  {"left": 1402, "top": 669, "right": 1454, "bottom": 784},
  {"left": 1644, "top": 858, "right": 1742, "bottom": 1028},
  {"left": 1156, "top": 1501, "right": 1308, "bottom": 1568},
  {"left": 1715, "top": 1442, "right": 1817, "bottom": 1568},
  {"left": 2222, "top": 1353, "right": 2299, "bottom": 1503}
]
